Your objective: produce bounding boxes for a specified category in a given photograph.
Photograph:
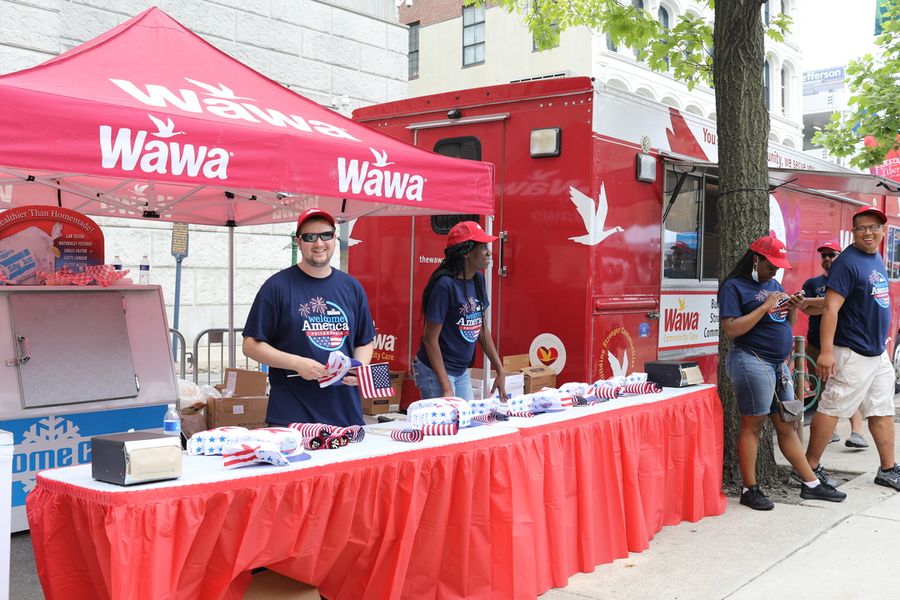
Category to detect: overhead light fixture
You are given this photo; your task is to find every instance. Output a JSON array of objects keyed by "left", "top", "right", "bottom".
[
  {"left": 636, "top": 153, "right": 657, "bottom": 183},
  {"left": 530, "top": 127, "right": 561, "bottom": 158}
]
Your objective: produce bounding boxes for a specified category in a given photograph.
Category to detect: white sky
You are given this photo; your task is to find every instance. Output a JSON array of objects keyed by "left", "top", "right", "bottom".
[{"left": 793, "top": 0, "right": 879, "bottom": 72}]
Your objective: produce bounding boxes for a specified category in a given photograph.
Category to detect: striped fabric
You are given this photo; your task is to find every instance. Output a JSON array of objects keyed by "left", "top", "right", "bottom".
[
  {"left": 422, "top": 423, "right": 459, "bottom": 436},
  {"left": 619, "top": 382, "right": 661, "bottom": 395},
  {"left": 593, "top": 386, "right": 621, "bottom": 399},
  {"left": 508, "top": 411, "right": 535, "bottom": 418},
  {"left": 473, "top": 413, "right": 497, "bottom": 424},
  {"left": 289, "top": 423, "right": 332, "bottom": 438},
  {"left": 391, "top": 429, "right": 425, "bottom": 443}
]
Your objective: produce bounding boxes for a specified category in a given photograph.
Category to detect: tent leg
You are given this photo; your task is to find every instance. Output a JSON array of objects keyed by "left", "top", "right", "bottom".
[
  {"left": 228, "top": 224, "right": 236, "bottom": 368},
  {"left": 483, "top": 215, "right": 493, "bottom": 400}
]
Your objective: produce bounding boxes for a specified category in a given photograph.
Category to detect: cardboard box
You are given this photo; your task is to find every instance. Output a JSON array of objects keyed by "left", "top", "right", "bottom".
[
  {"left": 91, "top": 432, "right": 182, "bottom": 486},
  {"left": 206, "top": 396, "right": 268, "bottom": 429},
  {"left": 362, "top": 371, "right": 405, "bottom": 415},
  {"left": 244, "top": 570, "right": 320, "bottom": 599},
  {"left": 522, "top": 366, "right": 557, "bottom": 393},
  {"left": 223, "top": 368, "right": 268, "bottom": 397},
  {"left": 470, "top": 368, "right": 525, "bottom": 399},
  {"left": 502, "top": 354, "right": 531, "bottom": 372}
]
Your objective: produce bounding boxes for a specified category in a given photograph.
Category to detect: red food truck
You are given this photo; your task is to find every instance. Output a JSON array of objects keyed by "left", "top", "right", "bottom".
[{"left": 350, "top": 76, "right": 900, "bottom": 409}]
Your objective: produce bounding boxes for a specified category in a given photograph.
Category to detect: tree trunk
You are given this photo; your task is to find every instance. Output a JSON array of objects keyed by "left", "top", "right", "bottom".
[{"left": 713, "top": 0, "right": 777, "bottom": 487}]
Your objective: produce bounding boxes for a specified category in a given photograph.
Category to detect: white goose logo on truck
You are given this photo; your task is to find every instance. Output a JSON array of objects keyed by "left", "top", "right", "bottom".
[{"left": 568, "top": 185, "right": 623, "bottom": 246}]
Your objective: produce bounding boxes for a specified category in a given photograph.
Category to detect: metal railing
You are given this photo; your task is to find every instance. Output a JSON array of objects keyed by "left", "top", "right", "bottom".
[
  {"left": 191, "top": 327, "right": 262, "bottom": 386},
  {"left": 169, "top": 328, "right": 187, "bottom": 378}
]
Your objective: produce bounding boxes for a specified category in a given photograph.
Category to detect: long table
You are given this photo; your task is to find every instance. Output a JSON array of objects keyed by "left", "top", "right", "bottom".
[{"left": 26, "top": 385, "right": 726, "bottom": 600}]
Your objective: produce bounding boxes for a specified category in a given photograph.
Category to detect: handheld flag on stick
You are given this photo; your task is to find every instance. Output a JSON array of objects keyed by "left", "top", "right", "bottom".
[{"left": 357, "top": 362, "right": 394, "bottom": 399}]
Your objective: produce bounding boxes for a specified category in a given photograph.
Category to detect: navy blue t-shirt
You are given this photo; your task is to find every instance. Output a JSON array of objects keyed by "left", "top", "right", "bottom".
[
  {"left": 719, "top": 276, "right": 793, "bottom": 362},
  {"left": 802, "top": 273, "right": 828, "bottom": 348},
  {"left": 826, "top": 245, "right": 891, "bottom": 357},
  {"left": 243, "top": 266, "right": 376, "bottom": 427},
  {"left": 416, "top": 273, "right": 489, "bottom": 376}
]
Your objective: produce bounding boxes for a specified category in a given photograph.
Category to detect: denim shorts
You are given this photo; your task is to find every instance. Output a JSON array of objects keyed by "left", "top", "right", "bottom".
[
  {"left": 413, "top": 357, "right": 473, "bottom": 401},
  {"left": 725, "top": 346, "right": 793, "bottom": 417}
]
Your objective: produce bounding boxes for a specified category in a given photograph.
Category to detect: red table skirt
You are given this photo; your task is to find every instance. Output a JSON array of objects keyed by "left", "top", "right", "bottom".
[{"left": 27, "top": 387, "right": 725, "bottom": 599}]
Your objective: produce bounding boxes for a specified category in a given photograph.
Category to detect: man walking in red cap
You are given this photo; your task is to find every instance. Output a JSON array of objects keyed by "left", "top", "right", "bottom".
[
  {"left": 800, "top": 241, "right": 868, "bottom": 449},
  {"left": 242, "top": 208, "right": 376, "bottom": 427},
  {"left": 806, "top": 206, "right": 900, "bottom": 492}
]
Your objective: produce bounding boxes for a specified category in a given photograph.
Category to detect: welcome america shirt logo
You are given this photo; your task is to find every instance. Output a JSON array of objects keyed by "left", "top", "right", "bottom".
[
  {"left": 299, "top": 297, "right": 350, "bottom": 351},
  {"left": 869, "top": 271, "right": 890, "bottom": 309},
  {"left": 456, "top": 297, "right": 483, "bottom": 342}
]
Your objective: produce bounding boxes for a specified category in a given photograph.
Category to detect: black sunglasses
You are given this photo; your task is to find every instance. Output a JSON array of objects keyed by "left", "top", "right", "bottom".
[
  {"left": 298, "top": 230, "right": 336, "bottom": 243},
  {"left": 820, "top": 252, "right": 838, "bottom": 259}
]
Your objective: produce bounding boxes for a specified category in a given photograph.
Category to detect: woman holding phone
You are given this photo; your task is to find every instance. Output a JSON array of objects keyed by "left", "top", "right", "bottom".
[{"left": 719, "top": 235, "right": 846, "bottom": 510}]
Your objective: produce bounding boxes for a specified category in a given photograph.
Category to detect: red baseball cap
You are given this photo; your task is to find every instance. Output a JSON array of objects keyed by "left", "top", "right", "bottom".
[
  {"left": 853, "top": 205, "right": 887, "bottom": 224},
  {"left": 749, "top": 235, "right": 792, "bottom": 269},
  {"left": 816, "top": 241, "right": 841, "bottom": 254},
  {"left": 446, "top": 221, "right": 498, "bottom": 247},
  {"left": 296, "top": 208, "right": 335, "bottom": 233}
]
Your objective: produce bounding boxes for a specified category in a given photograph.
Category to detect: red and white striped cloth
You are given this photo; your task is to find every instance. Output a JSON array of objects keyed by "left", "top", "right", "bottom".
[
  {"left": 619, "top": 382, "right": 661, "bottom": 395},
  {"left": 508, "top": 410, "right": 535, "bottom": 418},
  {"left": 288, "top": 422, "right": 365, "bottom": 443},
  {"left": 222, "top": 442, "right": 289, "bottom": 469},
  {"left": 472, "top": 412, "right": 498, "bottom": 424},
  {"left": 390, "top": 429, "right": 425, "bottom": 443},
  {"left": 593, "top": 385, "right": 621, "bottom": 400},
  {"left": 421, "top": 423, "right": 459, "bottom": 436}
]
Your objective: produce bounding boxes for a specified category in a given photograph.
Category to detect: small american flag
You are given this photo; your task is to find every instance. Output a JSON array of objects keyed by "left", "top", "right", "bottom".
[{"left": 357, "top": 362, "right": 393, "bottom": 399}]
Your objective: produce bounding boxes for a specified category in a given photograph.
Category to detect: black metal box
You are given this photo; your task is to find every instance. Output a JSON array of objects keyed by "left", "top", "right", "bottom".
[
  {"left": 645, "top": 360, "right": 702, "bottom": 388},
  {"left": 91, "top": 431, "right": 182, "bottom": 486}
]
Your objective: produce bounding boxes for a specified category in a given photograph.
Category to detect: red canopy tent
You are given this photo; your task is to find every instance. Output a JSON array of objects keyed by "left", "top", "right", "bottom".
[
  {"left": 0, "top": 7, "right": 494, "bottom": 362},
  {"left": 0, "top": 7, "right": 493, "bottom": 223}
]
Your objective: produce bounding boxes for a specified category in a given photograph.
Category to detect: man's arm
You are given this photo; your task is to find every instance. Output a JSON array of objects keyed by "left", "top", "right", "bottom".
[
  {"left": 800, "top": 296, "right": 825, "bottom": 316},
  {"left": 242, "top": 337, "right": 326, "bottom": 380},
  {"left": 815, "top": 289, "right": 846, "bottom": 381}
]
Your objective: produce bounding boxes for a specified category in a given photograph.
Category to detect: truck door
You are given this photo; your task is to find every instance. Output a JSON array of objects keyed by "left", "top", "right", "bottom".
[{"left": 406, "top": 118, "right": 508, "bottom": 363}]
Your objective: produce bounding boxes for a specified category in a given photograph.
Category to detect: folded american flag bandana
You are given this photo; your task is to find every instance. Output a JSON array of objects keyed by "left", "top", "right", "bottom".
[
  {"left": 222, "top": 442, "right": 291, "bottom": 469},
  {"left": 408, "top": 397, "right": 474, "bottom": 428},
  {"left": 317, "top": 351, "right": 363, "bottom": 388},
  {"left": 572, "top": 395, "right": 604, "bottom": 406},
  {"left": 507, "top": 410, "right": 535, "bottom": 418},
  {"left": 288, "top": 422, "right": 365, "bottom": 443},
  {"left": 472, "top": 410, "right": 508, "bottom": 424},
  {"left": 421, "top": 423, "right": 459, "bottom": 436},
  {"left": 188, "top": 426, "right": 251, "bottom": 456},
  {"left": 592, "top": 385, "right": 621, "bottom": 400},
  {"left": 391, "top": 429, "right": 425, "bottom": 442},
  {"left": 619, "top": 381, "right": 661, "bottom": 395}
]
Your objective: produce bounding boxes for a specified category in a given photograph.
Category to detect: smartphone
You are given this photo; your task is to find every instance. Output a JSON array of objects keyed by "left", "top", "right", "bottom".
[{"left": 773, "top": 289, "right": 805, "bottom": 309}]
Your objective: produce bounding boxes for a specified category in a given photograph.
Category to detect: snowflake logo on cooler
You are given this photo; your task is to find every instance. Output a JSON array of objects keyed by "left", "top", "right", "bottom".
[{"left": 17, "top": 416, "right": 83, "bottom": 493}]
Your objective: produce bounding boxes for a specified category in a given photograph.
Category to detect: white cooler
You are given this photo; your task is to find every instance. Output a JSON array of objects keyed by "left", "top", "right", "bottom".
[{"left": 0, "top": 430, "right": 11, "bottom": 600}]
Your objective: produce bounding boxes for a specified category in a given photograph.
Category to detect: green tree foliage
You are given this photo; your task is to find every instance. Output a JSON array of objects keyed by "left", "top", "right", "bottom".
[{"left": 814, "top": 0, "right": 900, "bottom": 169}]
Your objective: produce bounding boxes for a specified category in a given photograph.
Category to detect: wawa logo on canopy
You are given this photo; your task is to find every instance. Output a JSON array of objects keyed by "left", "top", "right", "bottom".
[
  {"left": 100, "top": 114, "right": 230, "bottom": 180},
  {"left": 337, "top": 147, "right": 425, "bottom": 202}
]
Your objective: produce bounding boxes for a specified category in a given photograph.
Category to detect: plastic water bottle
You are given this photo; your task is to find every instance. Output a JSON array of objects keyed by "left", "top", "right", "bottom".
[
  {"left": 139, "top": 255, "right": 150, "bottom": 284},
  {"left": 163, "top": 403, "right": 181, "bottom": 436},
  {"left": 112, "top": 255, "right": 122, "bottom": 271}
]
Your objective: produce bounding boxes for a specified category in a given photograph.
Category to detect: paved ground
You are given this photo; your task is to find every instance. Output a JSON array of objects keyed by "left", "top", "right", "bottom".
[{"left": 11, "top": 418, "right": 900, "bottom": 599}]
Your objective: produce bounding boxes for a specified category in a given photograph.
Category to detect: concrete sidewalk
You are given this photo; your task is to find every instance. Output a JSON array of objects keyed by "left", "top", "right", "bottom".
[{"left": 543, "top": 419, "right": 900, "bottom": 600}]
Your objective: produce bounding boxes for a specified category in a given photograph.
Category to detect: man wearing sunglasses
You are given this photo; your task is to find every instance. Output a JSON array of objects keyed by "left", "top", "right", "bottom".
[
  {"left": 800, "top": 242, "right": 868, "bottom": 450},
  {"left": 806, "top": 206, "right": 900, "bottom": 493},
  {"left": 242, "top": 208, "right": 375, "bottom": 427}
]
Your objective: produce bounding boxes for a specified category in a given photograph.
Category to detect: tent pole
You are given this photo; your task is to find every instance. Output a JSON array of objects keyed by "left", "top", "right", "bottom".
[
  {"left": 228, "top": 223, "right": 236, "bottom": 369},
  {"left": 483, "top": 215, "right": 493, "bottom": 400}
]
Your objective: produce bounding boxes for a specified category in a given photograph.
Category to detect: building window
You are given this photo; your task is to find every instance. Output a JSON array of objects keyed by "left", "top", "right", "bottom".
[
  {"left": 658, "top": 6, "right": 670, "bottom": 67},
  {"left": 763, "top": 60, "right": 771, "bottom": 111},
  {"left": 431, "top": 137, "right": 482, "bottom": 233},
  {"left": 781, "top": 67, "right": 791, "bottom": 116},
  {"left": 408, "top": 22, "right": 420, "bottom": 80},
  {"left": 606, "top": 32, "right": 618, "bottom": 52},
  {"left": 463, "top": 5, "right": 485, "bottom": 66},
  {"left": 887, "top": 226, "right": 900, "bottom": 280},
  {"left": 632, "top": 0, "right": 644, "bottom": 58}
]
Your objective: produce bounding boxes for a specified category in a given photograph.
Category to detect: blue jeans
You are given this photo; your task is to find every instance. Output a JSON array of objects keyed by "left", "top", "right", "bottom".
[
  {"left": 413, "top": 357, "right": 473, "bottom": 400},
  {"left": 726, "top": 346, "right": 793, "bottom": 417}
]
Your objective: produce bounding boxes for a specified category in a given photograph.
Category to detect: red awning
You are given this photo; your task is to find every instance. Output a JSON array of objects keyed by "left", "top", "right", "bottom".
[{"left": 0, "top": 8, "right": 494, "bottom": 226}]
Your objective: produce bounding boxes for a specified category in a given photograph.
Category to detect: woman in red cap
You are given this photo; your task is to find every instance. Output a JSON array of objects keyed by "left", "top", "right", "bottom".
[
  {"left": 719, "top": 235, "right": 846, "bottom": 510},
  {"left": 413, "top": 221, "right": 506, "bottom": 401}
]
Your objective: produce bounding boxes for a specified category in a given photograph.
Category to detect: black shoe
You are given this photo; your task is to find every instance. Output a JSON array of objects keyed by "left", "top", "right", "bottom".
[
  {"left": 800, "top": 482, "right": 847, "bottom": 502},
  {"left": 740, "top": 485, "right": 774, "bottom": 511}
]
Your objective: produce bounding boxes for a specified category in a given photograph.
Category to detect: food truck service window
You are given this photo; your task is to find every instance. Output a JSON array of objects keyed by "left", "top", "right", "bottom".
[
  {"left": 662, "top": 168, "right": 720, "bottom": 283},
  {"left": 887, "top": 225, "right": 900, "bottom": 280}
]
